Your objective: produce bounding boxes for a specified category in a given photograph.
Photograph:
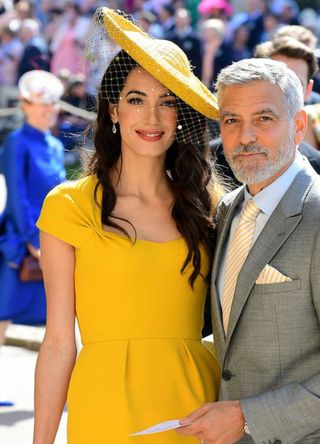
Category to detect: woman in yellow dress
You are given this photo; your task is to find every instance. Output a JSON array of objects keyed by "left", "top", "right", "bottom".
[{"left": 33, "top": 8, "right": 221, "bottom": 444}]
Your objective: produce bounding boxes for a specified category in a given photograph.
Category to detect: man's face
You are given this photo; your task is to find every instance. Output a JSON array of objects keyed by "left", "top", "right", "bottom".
[
  {"left": 219, "top": 81, "right": 306, "bottom": 195},
  {"left": 272, "top": 54, "right": 313, "bottom": 102}
]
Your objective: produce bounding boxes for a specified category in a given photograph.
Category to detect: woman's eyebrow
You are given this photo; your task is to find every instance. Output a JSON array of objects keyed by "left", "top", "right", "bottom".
[
  {"left": 125, "top": 90, "right": 147, "bottom": 97},
  {"left": 125, "top": 90, "right": 176, "bottom": 99},
  {"left": 159, "top": 92, "right": 176, "bottom": 98}
]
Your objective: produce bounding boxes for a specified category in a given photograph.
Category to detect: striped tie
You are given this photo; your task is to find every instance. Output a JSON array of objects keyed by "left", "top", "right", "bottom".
[{"left": 222, "top": 200, "right": 260, "bottom": 332}]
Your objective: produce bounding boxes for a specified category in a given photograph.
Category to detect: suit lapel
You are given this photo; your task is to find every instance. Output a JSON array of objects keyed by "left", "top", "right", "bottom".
[
  {"left": 212, "top": 187, "right": 245, "bottom": 282},
  {"left": 225, "top": 167, "right": 316, "bottom": 346},
  {"left": 210, "top": 187, "right": 245, "bottom": 348}
]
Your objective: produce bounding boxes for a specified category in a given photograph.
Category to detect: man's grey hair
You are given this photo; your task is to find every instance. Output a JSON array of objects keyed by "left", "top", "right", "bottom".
[{"left": 215, "top": 58, "right": 304, "bottom": 121}]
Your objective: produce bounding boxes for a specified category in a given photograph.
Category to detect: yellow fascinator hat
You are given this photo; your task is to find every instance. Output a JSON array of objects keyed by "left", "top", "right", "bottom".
[{"left": 94, "top": 7, "right": 219, "bottom": 120}]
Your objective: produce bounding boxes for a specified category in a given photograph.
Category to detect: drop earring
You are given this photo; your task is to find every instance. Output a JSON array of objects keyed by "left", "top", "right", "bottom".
[{"left": 112, "top": 122, "right": 117, "bottom": 134}]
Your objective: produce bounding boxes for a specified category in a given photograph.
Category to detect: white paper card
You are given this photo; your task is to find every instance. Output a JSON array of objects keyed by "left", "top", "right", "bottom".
[{"left": 129, "top": 419, "right": 192, "bottom": 436}]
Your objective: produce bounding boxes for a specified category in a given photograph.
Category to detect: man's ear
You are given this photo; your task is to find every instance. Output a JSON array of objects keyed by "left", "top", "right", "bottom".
[
  {"left": 108, "top": 103, "right": 118, "bottom": 122},
  {"left": 294, "top": 108, "right": 308, "bottom": 145}
]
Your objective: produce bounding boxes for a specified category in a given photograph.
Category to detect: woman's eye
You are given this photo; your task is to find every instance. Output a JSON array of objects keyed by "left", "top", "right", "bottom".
[
  {"left": 128, "top": 97, "right": 143, "bottom": 105},
  {"left": 161, "top": 100, "right": 177, "bottom": 108}
]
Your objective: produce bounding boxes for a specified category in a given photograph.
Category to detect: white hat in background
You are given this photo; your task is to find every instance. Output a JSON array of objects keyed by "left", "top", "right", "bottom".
[{"left": 18, "top": 70, "right": 64, "bottom": 104}]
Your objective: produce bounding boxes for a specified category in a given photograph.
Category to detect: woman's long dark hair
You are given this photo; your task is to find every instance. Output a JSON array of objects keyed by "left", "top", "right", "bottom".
[{"left": 87, "top": 50, "right": 218, "bottom": 287}]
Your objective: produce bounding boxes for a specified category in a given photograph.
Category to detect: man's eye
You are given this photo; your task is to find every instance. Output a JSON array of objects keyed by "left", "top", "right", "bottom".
[
  {"left": 128, "top": 97, "right": 143, "bottom": 105},
  {"left": 224, "top": 118, "right": 237, "bottom": 124},
  {"left": 259, "top": 116, "right": 272, "bottom": 121}
]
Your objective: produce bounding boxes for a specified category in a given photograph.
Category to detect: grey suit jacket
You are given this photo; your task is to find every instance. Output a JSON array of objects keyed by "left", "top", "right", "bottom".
[{"left": 211, "top": 163, "right": 320, "bottom": 444}]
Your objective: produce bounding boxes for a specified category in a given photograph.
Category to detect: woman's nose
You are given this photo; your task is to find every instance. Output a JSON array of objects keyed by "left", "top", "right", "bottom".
[{"left": 146, "top": 105, "right": 160, "bottom": 125}]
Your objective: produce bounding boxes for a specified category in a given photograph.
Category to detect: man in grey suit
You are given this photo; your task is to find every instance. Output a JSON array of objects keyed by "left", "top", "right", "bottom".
[{"left": 178, "top": 58, "right": 320, "bottom": 443}]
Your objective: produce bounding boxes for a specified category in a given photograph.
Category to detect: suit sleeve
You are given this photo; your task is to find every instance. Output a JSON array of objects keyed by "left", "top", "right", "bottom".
[
  {"left": 240, "top": 227, "right": 320, "bottom": 444},
  {"left": 3, "top": 134, "right": 36, "bottom": 245}
]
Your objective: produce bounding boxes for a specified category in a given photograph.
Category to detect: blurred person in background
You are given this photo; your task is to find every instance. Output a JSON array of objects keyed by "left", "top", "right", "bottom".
[
  {"left": 168, "top": 7, "right": 203, "bottom": 78},
  {"left": 136, "top": 10, "right": 164, "bottom": 38},
  {"left": 56, "top": 68, "right": 72, "bottom": 94},
  {"left": 17, "top": 18, "right": 49, "bottom": 79},
  {"left": 274, "top": 23, "right": 318, "bottom": 49},
  {"left": 197, "top": 0, "right": 233, "bottom": 22},
  {"left": 254, "top": 36, "right": 319, "bottom": 104},
  {"left": 298, "top": 8, "right": 319, "bottom": 39},
  {"left": 260, "top": 11, "right": 281, "bottom": 42},
  {"left": 254, "top": 36, "right": 320, "bottom": 171},
  {"left": 40, "top": 0, "right": 67, "bottom": 23},
  {"left": 229, "top": 0, "right": 265, "bottom": 52},
  {"left": 184, "top": 0, "right": 201, "bottom": 29},
  {"left": 62, "top": 73, "right": 89, "bottom": 110},
  {"left": 14, "top": 0, "right": 34, "bottom": 20},
  {"left": 158, "top": 4, "right": 176, "bottom": 37},
  {"left": 136, "top": 0, "right": 171, "bottom": 15},
  {"left": 0, "top": 0, "right": 34, "bottom": 32},
  {"left": 271, "top": 0, "right": 300, "bottom": 25},
  {"left": 0, "top": 22, "right": 23, "bottom": 86},
  {"left": 201, "top": 18, "right": 229, "bottom": 88},
  {"left": 49, "top": 2, "right": 90, "bottom": 76},
  {"left": 42, "top": 6, "right": 64, "bottom": 51},
  {"left": 58, "top": 73, "right": 91, "bottom": 151},
  {"left": 76, "top": 0, "right": 111, "bottom": 16},
  {"left": 272, "top": 23, "right": 320, "bottom": 93},
  {"left": 0, "top": 70, "right": 65, "bottom": 349},
  {"left": 226, "top": 23, "right": 251, "bottom": 61},
  {"left": 269, "top": 23, "right": 320, "bottom": 150}
]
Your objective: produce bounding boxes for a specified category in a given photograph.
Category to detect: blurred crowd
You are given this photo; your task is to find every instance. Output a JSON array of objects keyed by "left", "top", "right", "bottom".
[
  {"left": 1, "top": 0, "right": 320, "bottom": 91},
  {"left": 2, "top": 0, "right": 320, "bottom": 152}
]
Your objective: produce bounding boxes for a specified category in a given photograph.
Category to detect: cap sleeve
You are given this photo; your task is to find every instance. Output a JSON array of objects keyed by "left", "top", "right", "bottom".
[{"left": 37, "top": 184, "right": 93, "bottom": 248}]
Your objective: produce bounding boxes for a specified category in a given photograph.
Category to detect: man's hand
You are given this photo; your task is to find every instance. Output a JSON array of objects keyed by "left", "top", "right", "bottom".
[{"left": 176, "top": 401, "right": 246, "bottom": 444}]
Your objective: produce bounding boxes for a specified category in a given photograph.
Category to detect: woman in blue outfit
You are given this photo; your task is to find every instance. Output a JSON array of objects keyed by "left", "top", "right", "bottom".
[{"left": 0, "top": 70, "right": 66, "bottom": 343}]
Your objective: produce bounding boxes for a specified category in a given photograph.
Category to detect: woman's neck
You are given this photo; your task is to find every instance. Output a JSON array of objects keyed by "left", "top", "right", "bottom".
[{"left": 111, "top": 155, "right": 171, "bottom": 200}]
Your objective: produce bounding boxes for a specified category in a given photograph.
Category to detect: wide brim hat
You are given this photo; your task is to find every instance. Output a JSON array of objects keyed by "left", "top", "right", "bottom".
[
  {"left": 18, "top": 70, "right": 64, "bottom": 104},
  {"left": 98, "top": 8, "right": 219, "bottom": 120},
  {"left": 198, "top": 0, "right": 233, "bottom": 16}
]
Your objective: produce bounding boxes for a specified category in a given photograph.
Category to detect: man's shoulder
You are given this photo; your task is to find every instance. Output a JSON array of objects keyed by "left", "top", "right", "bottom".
[
  {"left": 283, "top": 165, "right": 320, "bottom": 220},
  {"left": 306, "top": 172, "right": 320, "bottom": 204},
  {"left": 215, "top": 186, "right": 244, "bottom": 223},
  {"left": 299, "top": 142, "right": 320, "bottom": 174}
]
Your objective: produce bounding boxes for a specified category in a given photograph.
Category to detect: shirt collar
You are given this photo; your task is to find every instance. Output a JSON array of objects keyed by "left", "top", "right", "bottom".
[
  {"left": 244, "top": 152, "right": 305, "bottom": 216},
  {"left": 23, "top": 122, "right": 51, "bottom": 139}
]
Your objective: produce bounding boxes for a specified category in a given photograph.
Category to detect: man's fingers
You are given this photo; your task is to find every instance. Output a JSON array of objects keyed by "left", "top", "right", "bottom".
[
  {"left": 177, "top": 403, "right": 215, "bottom": 436},
  {"left": 177, "top": 422, "right": 202, "bottom": 436},
  {"left": 180, "top": 403, "right": 214, "bottom": 424}
]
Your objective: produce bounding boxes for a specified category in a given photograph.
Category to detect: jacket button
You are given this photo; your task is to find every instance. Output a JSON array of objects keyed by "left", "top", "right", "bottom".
[{"left": 222, "top": 369, "right": 232, "bottom": 381}]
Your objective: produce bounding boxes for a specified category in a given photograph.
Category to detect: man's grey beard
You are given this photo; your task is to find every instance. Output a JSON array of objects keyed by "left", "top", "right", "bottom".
[{"left": 225, "top": 140, "right": 295, "bottom": 185}]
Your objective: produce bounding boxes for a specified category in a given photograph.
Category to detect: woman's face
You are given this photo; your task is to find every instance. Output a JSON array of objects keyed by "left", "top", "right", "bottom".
[
  {"left": 109, "top": 68, "right": 178, "bottom": 160},
  {"left": 22, "top": 101, "right": 60, "bottom": 132}
]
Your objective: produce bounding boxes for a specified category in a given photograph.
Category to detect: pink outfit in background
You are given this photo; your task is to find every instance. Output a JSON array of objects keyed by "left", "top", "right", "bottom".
[
  {"left": 50, "top": 28, "right": 87, "bottom": 76},
  {"left": 50, "top": 15, "right": 90, "bottom": 76}
]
